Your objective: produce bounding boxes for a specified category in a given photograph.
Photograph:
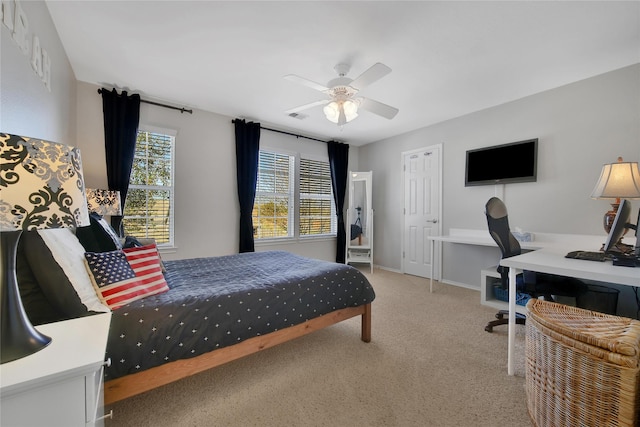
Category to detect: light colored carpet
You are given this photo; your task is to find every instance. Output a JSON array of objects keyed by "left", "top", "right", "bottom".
[{"left": 105, "top": 267, "right": 529, "bottom": 427}]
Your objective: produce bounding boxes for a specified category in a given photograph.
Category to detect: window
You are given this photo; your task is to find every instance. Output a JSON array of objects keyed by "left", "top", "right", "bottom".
[
  {"left": 253, "top": 151, "right": 295, "bottom": 239},
  {"left": 252, "top": 149, "right": 336, "bottom": 241},
  {"left": 299, "top": 157, "right": 336, "bottom": 236},
  {"left": 122, "top": 129, "right": 175, "bottom": 246}
]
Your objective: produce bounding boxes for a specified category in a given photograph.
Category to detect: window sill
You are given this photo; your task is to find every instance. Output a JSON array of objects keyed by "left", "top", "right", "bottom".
[
  {"left": 255, "top": 235, "right": 336, "bottom": 246},
  {"left": 157, "top": 246, "right": 178, "bottom": 254}
]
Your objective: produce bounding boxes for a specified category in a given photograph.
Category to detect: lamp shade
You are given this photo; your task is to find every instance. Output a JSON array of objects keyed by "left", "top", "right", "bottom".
[
  {"left": 86, "top": 188, "right": 122, "bottom": 216},
  {"left": 0, "top": 133, "right": 90, "bottom": 364},
  {"left": 323, "top": 100, "right": 359, "bottom": 125},
  {"left": 590, "top": 160, "right": 640, "bottom": 200},
  {"left": 323, "top": 101, "right": 340, "bottom": 124},
  {"left": 1, "top": 133, "right": 90, "bottom": 231},
  {"left": 342, "top": 99, "right": 359, "bottom": 122}
]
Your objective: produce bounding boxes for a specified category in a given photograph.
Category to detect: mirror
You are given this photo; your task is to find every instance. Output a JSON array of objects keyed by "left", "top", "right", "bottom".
[{"left": 348, "top": 172, "right": 372, "bottom": 247}]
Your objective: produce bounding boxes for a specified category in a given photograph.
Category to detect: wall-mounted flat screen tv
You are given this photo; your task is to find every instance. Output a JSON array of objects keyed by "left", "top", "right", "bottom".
[{"left": 465, "top": 138, "right": 538, "bottom": 186}]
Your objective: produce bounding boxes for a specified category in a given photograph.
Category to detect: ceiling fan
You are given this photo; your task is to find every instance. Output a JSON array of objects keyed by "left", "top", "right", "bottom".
[{"left": 284, "top": 63, "right": 399, "bottom": 126}]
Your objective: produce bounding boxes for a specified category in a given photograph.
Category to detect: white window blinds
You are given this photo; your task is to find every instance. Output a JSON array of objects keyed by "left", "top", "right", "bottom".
[
  {"left": 253, "top": 150, "right": 295, "bottom": 239},
  {"left": 299, "top": 157, "right": 336, "bottom": 236},
  {"left": 123, "top": 130, "right": 175, "bottom": 245}
]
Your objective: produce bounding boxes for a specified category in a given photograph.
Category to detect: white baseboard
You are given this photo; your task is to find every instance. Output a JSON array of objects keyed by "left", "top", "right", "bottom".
[
  {"left": 439, "top": 279, "right": 480, "bottom": 292},
  {"left": 375, "top": 264, "right": 402, "bottom": 274},
  {"left": 372, "top": 265, "right": 482, "bottom": 292}
]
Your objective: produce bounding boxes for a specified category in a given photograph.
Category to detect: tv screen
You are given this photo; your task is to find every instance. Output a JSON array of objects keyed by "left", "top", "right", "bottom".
[{"left": 465, "top": 138, "right": 538, "bottom": 186}]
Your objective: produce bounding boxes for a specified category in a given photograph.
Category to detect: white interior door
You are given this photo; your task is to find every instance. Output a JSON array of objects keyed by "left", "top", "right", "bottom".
[{"left": 403, "top": 145, "right": 441, "bottom": 278}]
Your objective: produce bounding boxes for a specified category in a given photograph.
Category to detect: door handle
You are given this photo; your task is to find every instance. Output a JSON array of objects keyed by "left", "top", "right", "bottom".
[{"left": 427, "top": 219, "right": 438, "bottom": 223}]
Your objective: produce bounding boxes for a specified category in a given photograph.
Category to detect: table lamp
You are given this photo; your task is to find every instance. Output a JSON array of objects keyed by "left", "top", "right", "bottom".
[
  {"left": 0, "top": 133, "right": 90, "bottom": 363},
  {"left": 590, "top": 157, "right": 640, "bottom": 233},
  {"left": 85, "top": 188, "right": 122, "bottom": 216}
]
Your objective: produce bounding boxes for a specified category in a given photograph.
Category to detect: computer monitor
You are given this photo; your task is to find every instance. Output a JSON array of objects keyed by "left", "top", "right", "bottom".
[{"left": 603, "top": 199, "right": 632, "bottom": 254}]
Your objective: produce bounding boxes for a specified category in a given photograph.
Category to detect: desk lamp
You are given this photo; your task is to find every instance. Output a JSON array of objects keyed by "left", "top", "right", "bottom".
[
  {"left": 590, "top": 157, "right": 640, "bottom": 233},
  {"left": 0, "top": 133, "right": 90, "bottom": 363},
  {"left": 85, "top": 188, "right": 122, "bottom": 217}
]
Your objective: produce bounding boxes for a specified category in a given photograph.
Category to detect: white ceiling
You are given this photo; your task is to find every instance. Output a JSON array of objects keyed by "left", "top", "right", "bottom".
[{"left": 46, "top": 1, "right": 640, "bottom": 146}]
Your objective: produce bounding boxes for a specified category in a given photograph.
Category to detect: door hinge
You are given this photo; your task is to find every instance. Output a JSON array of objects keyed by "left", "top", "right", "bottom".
[{"left": 402, "top": 251, "right": 405, "bottom": 258}]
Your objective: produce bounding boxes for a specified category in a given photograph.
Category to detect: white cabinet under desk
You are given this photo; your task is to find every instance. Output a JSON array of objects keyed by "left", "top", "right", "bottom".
[
  {"left": 0, "top": 312, "right": 112, "bottom": 427},
  {"left": 480, "top": 266, "right": 529, "bottom": 315}
]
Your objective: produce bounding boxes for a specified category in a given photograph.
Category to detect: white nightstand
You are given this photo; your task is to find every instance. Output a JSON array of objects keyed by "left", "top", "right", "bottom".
[{"left": 0, "top": 312, "right": 112, "bottom": 427}]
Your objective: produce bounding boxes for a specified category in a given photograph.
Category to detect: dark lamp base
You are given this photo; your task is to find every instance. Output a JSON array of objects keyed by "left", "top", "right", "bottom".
[
  {"left": 1, "top": 230, "right": 52, "bottom": 364},
  {"left": 603, "top": 202, "right": 620, "bottom": 234}
]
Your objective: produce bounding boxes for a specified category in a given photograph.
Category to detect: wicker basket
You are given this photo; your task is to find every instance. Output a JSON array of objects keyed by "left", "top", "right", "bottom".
[{"left": 525, "top": 299, "right": 640, "bottom": 427}]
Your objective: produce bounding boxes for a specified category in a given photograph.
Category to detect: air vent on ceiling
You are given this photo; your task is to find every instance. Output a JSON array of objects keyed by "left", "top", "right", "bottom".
[{"left": 288, "top": 112, "right": 308, "bottom": 120}]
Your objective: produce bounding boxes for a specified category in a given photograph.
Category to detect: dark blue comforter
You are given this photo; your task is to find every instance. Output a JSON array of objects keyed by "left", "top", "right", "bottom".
[{"left": 105, "top": 251, "right": 375, "bottom": 380}]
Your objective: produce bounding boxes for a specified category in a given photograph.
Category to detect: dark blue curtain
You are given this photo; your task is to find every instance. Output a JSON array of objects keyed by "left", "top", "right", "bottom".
[
  {"left": 101, "top": 88, "right": 141, "bottom": 236},
  {"left": 327, "top": 141, "right": 349, "bottom": 263},
  {"left": 234, "top": 119, "right": 261, "bottom": 253}
]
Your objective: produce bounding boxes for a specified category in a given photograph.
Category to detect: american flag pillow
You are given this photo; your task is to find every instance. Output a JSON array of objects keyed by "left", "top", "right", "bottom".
[{"left": 84, "top": 244, "right": 168, "bottom": 309}]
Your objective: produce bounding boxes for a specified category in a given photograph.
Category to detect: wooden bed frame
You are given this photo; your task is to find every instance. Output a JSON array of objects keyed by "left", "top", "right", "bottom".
[{"left": 104, "top": 303, "right": 371, "bottom": 405}]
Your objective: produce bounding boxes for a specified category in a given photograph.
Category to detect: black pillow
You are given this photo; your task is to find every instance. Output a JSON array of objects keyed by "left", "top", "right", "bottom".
[
  {"left": 16, "top": 234, "right": 67, "bottom": 325},
  {"left": 21, "top": 230, "right": 107, "bottom": 318},
  {"left": 123, "top": 235, "right": 143, "bottom": 248},
  {"left": 76, "top": 212, "right": 122, "bottom": 252}
]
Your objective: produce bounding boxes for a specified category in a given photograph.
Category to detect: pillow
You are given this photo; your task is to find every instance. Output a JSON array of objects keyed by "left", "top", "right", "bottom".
[
  {"left": 76, "top": 212, "right": 122, "bottom": 252},
  {"left": 84, "top": 250, "right": 141, "bottom": 309},
  {"left": 122, "top": 236, "right": 166, "bottom": 272},
  {"left": 122, "top": 235, "right": 143, "bottom": 248},
  {"left": 84, "top": 244, "right": 169, "bottom": 309},
  {"left": 22, "top": 229, "right": 110, "bottom": 316},
  {"left": 16, "top": 234, "right": 67, "bottom": 325},
  {"left": 123, "top": 243, "right": 170, "bottom": 289}
]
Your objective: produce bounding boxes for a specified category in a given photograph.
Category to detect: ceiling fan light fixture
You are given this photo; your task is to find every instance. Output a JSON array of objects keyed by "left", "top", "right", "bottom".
[
  {"left": 323, "top": 101, "right": 340, "bottom": 123},
  {"left": 323, "top": 100, "right": 358, "bottom": 125},
  {"left": 286, "top": 62, "right": 397, "bottom": 124},
  {"left": 343, "top": 99, "right": 358, "bottom": 122}
]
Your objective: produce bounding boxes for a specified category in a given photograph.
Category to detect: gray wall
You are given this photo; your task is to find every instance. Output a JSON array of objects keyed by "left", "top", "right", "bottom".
[
  {"left": 1, "top": 0, "right": 76, "bottom": 143},
  {"left": 360, "top": 64, "right": 640, "bottom": 278}
]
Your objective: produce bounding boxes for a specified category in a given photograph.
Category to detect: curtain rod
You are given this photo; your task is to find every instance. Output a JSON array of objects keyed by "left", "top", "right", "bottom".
[
  {"left": 97, "top": 89, "right": 193, "bottom": 114},
  {"left": 262, "top": 126, "right": 328, "bottom": 143},
  {"left": 232, "top": 119, "right": 328, "bottom": 143}
]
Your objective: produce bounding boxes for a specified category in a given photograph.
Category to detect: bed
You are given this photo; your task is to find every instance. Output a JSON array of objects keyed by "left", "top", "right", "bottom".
[{"left": 16, "top": 229, "right": 375, "bottom": 405}]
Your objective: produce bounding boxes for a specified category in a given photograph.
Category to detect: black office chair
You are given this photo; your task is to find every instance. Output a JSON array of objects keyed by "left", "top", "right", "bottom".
[{"left": 484, "top": 197, "right": 586, "bottom": 332}]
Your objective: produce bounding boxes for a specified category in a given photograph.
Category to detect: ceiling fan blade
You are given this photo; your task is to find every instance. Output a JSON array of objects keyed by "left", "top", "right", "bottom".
[
  {"left": 284, "top": 74, "right": 329, "bottom": 92},
  {"left": 350, "top": 63, "right": 392, "bottom": 91},
  {"left": 285, "top": 100, "right": 328, "bottom": 115},
  {"left": 358, "top": 97, "right": 399, "bottom": 119}
]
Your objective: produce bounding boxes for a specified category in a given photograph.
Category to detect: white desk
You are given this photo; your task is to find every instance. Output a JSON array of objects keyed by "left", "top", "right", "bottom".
[
  {"left": 427, "top": 229, "right": 579, "bottom": 292},
  {"left": 501, "top": 243, "right": 640, "bottom": 375},
  {"left": 428, "top": 229, "right": 639, "bottom": 376}
]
